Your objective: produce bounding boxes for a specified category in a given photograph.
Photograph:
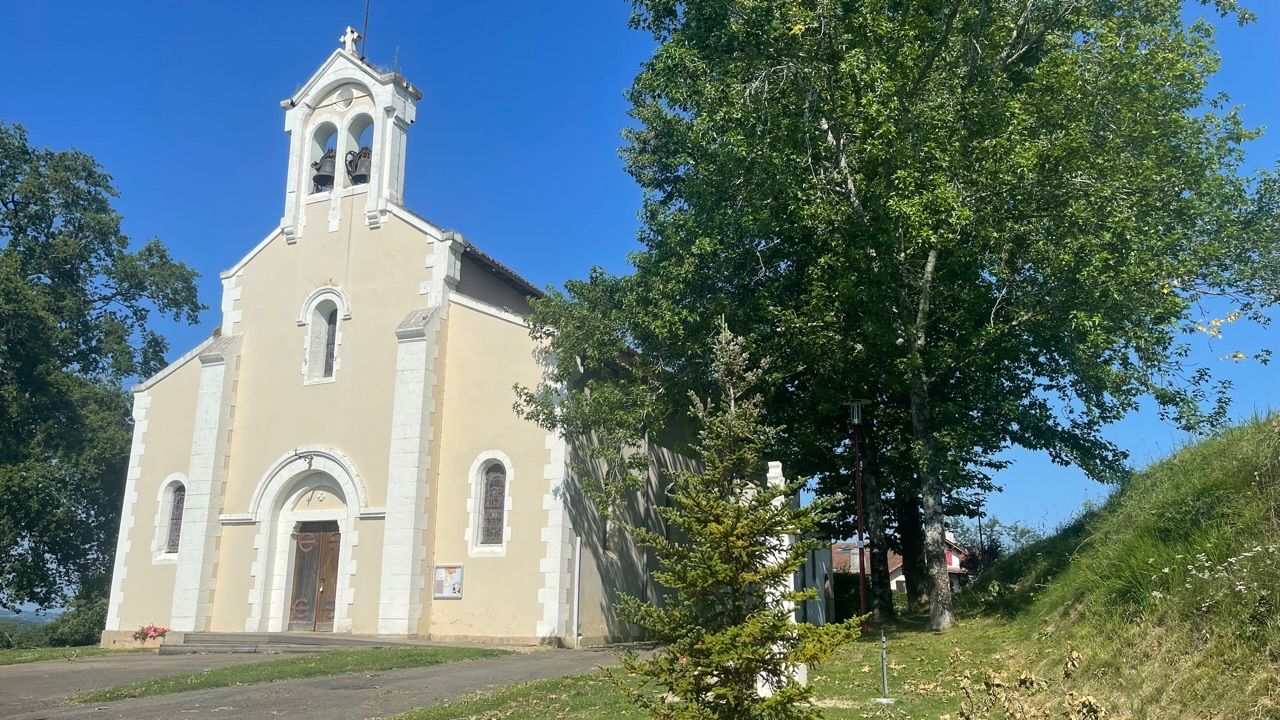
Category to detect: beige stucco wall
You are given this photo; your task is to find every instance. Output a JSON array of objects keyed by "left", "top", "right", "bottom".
[
  {"left": 348, "top": 519, "right": 385, "bottom": 633},
  {"left": 112, "top": 352, "right": 203, "bottom": 631},
  {"left": 208, "top": 524, "right": 255, "bottom": 631},
  {"left": 423, "top": 301, "right": 550, "bottom": 640},
  {"left": 221, "top": 196, "right": 432, "bottom": 515},
  {"left": 198, "top": 196, "right": 434, "bottom": 631}
]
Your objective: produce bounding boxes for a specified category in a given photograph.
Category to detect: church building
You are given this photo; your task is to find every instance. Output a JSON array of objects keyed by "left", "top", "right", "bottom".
[{"left": 100, "top": 30, "right": 684, "bottom": 647}]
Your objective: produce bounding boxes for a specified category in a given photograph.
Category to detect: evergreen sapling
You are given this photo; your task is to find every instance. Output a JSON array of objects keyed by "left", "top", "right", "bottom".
[{"left": 612, "top": 325, "right": 858, "bottom": 719}]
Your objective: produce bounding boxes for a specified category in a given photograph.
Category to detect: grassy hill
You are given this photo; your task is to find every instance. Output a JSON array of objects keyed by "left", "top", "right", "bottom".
[
  {"left": 950, "top": 414, "right": 1280, "bottom": 718},
  {"left": 393, "top": 417, "right": 1280, "bottom": 719}
]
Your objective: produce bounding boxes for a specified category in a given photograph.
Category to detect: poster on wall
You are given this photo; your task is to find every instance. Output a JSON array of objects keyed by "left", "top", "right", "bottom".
[{"left": 433, "top": 564, "right": 464, "bottom": 599}]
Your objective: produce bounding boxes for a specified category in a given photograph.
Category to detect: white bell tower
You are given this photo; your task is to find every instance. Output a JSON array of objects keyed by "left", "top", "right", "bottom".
[{"left": 279, "top": 27, "right": 421, "bottom": 241}]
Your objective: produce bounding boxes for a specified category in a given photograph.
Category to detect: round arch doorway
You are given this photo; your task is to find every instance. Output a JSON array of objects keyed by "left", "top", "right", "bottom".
[{"left": 245, "top": 447, "right": 367, "bottom": 634}]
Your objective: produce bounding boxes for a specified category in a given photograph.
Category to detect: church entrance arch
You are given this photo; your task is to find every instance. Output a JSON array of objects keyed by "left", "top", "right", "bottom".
[{"left": 244, "top": 448, "right": 367, "bottom": 633}]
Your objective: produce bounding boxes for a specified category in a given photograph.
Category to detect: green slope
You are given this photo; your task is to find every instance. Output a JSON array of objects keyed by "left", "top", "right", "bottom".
[
  {"left": 388, "top": 418, "right": 1280, "bottom": 719},
  {"left": 960, "top": 415, "right": 1280, "bottom": 718}
]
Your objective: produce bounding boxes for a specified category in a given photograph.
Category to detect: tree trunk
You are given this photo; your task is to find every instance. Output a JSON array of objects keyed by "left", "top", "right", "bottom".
[
  {"left": 862, "top": 411, "right": 895, "bottom": 623},
  {"left": 909, "top": 379, "right": 955, "bottom": 631},
  {"left": 896, "top": 489, "right": 929, "bottom": 611}
]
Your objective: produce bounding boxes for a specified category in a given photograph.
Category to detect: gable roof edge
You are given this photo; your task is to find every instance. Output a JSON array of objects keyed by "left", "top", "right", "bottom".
[{"left": 221, "top": 226, "right": 284, "bottom": 279}]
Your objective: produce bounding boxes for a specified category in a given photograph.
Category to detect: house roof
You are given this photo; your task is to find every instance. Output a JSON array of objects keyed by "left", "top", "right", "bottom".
[
  {"left": 393, "top": 206, "right": 544, "bottom": 299},
  {"left": 834, "top": 541, "right": 969, "bottom": 575},
  {"left": 460, "top": 239, "right": 544, "bottom": 299}
]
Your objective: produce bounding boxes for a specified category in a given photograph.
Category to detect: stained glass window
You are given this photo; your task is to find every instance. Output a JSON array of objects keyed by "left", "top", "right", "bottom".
[
  {"left": 479, "top": 464, "right": 506, "bottom": 546},
  {"left": 322, "top": 307, "right": 338, "bottom": 378},
  {"left": 166, "top": 485, "right": 185, "bottom": 554}
]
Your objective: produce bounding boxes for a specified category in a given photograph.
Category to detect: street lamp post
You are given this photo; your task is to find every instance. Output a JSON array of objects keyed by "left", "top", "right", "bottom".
[{"left": 848, "top": 399, "right": 870, "bottom": 625}]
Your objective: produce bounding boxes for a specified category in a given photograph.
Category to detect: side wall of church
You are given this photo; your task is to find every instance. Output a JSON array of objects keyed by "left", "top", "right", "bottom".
[
  {"left": 568, "top": 439, "right": 695, "bottom": 645},
  {"left": 423, "top": 299, "right": 551, "bottom": 642},
  {"left": 103, "top": 350, "right": 204, "bottom": 638}
]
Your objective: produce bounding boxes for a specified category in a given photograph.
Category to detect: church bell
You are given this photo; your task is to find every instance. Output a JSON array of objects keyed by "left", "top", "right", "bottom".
[
  {"left": 346, "top": 147, "right": 372, "bottom": 185},
  {"left": 311, "top": 149, "right": 336, "bottom": 192}
]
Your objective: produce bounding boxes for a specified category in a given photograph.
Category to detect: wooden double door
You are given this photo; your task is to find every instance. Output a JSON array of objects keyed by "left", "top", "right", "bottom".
[{"left": 288, "top": 521, "right": 340, "bottom": 632}]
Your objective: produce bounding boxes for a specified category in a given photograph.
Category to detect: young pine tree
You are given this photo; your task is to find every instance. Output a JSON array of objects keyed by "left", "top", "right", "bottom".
[{"left": 613, "top": 325, "right": 858, "bottom": 719}]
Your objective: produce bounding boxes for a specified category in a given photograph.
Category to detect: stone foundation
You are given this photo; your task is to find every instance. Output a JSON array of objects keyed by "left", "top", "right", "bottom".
[{"left": 99, "top": 629, "right": 180, "bottom": 649}]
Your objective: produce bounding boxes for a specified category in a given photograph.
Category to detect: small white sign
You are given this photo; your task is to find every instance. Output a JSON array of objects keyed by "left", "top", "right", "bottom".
[{"left": 433, "top": 565, "right": 463, "bottom": 599}]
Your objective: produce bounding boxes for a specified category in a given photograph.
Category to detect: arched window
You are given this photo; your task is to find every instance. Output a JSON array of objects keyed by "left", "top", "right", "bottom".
[
  {"left": 308, "top": 298, "right": 339, "bottom": 380},
  {"left": 299, "top": 288, "right": 349, "bottom": 384},
  {"left": 166, "top": 484, "right": 186, "bottom": 554},
  {"left": 466, "top": 452, "right": 512, "bottom": 556},
  {"left": 479, "top": 463, "right": 507, "bottom": 546}
]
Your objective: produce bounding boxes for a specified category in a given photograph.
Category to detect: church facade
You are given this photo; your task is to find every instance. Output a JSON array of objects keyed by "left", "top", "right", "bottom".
[{"left": 100, "top": 35, "right": 682, "bottom": 646}]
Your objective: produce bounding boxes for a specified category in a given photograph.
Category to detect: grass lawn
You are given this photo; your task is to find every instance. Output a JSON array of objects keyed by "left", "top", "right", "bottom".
[
  {"left": 396, "top": 673, "right": 644, "bottom": 720},
  {"left": 0, "top": 646, "right": 144, "bottom": 666},
  {"left": 399, "top": 419, "right": 1280, "bottom": 720},
  {"left": 395, "top": 617, "right": 1017, "bottom": 719},
  {"left": 70, "top": 646, "right": 508, "bottom": 703}
]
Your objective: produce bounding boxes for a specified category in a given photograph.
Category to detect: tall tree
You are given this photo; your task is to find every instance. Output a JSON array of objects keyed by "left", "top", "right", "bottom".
[
  {"left": 0, "top": 121, "right": 201, "bottom": 611},
  {"left": 523, "top": 0, "right": 1280, "bottom": 631}
]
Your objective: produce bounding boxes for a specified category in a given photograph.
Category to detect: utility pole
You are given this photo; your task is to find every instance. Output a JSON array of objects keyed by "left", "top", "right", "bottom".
[
  {"left": 848, "top": 399, "right": 870, "bottom": 626},
  {"left": 976, "top": 503, "right": 985, "bottom": 571}
]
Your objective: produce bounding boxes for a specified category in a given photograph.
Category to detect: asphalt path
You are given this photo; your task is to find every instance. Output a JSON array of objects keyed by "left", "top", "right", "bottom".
[{"left": 0, "top": 648, "right": 618, "bottom": 719}]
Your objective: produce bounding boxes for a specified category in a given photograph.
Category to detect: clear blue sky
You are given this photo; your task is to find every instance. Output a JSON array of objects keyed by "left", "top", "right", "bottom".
[{"left": 2, "top": 1, "right": 1276, "bottom": 531}]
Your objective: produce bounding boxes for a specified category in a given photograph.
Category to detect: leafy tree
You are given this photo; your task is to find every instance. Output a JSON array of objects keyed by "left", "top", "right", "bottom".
[
  {"left": 612, "top": 325, "right": 857, "bottom": 719},
  {"left": 44, "top": 593, "right": 109, "bottom": 647},
  {"left": 951, "top": 515, "right": 1045, "bottom": 574},
  {"left": 0, "top": 121, "right": 201, "bottom": 611},
  {"left": 522, "top": 0, "right": 1280, "bottom": 632}
]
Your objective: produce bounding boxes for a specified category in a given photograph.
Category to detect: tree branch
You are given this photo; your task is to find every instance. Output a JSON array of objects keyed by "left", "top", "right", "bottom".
[
  {"left": 820, "top": 118, "right": 866, "bottom": 216},
  {"left": 997, "top": 0, "right": 1079, "bottom": 71},
  {"left": 913, "top": 248, "right": 939, "bottom": 353},
  {"left": 907, "top": 0, "right": 963, "bottom": 99}
]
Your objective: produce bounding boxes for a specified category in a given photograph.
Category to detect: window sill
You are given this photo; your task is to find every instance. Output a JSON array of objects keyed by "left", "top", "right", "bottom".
[
  {"left": 468, "top": 544, "right": 508, "bottom": 558},
  {"left": 303, "top": 376, "right": 337, "bottom": 386},
  {"left": 152, "top": 552, "right": 179, "bottom": 565}
]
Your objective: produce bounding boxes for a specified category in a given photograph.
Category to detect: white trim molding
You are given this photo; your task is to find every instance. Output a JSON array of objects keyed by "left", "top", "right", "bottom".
[
  {"left": 464, "top": 451, "right": 515, "bottom": 558},
  {"left": 449, "top": 294, "right": 528, "bottom": 328},
  {"left": 132, "top": 337, "right": 216, "bottom": 393},
  {"left": 376, "top": 307, "right": 441, "bottom": 635},
  {"left": 220, "top": 273, "right": 243, "bottom": 336},
  {"left": 243, "top": 447, "right": 368, "bottom": 633},
  {"left": 536, "top": 432, "right": 574, "bottom": 641},
  {"left": 246, "top": 447, "right": 369, "bottom": 523},
  {"left": 169, "top": 336, "right": 242, "bottom": 633},
  {"left": 105, "top": 391, "right": 151, "bottom": 631},
  {"left": 297, "top": 286, "right": 353, "bottom": 325},
  {"left": 298, "top": 286, "right": 351, "bottom": 384},
  {"left": 220, "top": 227, "right": 283, "bottom": 279},
  {"left": 150, "top": 473, "right": 188, "bottom": 565}
]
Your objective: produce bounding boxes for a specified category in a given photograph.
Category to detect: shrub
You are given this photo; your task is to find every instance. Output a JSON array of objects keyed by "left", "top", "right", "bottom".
[{"left": 46, "top": 595, "right": 107, "bottom": 647}]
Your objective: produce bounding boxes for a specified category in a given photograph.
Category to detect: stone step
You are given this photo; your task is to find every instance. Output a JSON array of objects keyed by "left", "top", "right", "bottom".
[
  {"left": 193, "top": 633, "right": 392, "bottom": 646},
  {"left": 159, "top": 642, "right": 336, "bottom": 655},
  {"left": 162, "top": 632, "right": 405, "bottom": 655}
]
